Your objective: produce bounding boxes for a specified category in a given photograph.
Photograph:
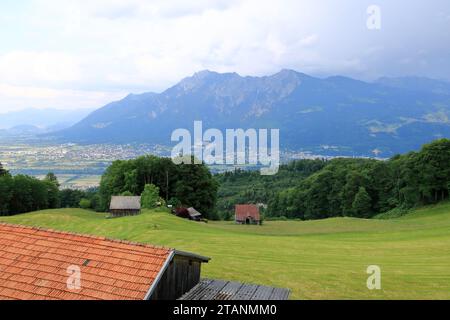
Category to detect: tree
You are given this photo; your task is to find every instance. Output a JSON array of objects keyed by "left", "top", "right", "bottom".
[
  {"left": 44, "top": 180, "right": 60, "bottom": 209},
  {"left": 60, "top": 189, "right": 86, "bottom": 208},
  {"left": 141, "top": 184, "right": 160, "bottom": 209},
  {"left": 120, "top": 191, "right": 133, "bottom": 196},
  {"left": 174, "top": 160, "right": 218, "bottom": 218},
  {"left": 352, "top": 187, "right": 372, "bottom": 218},
  {"left": 9, "top": 175, "right": 36, "bottom": 214},
  {"left": 0, "top": 162, "right": 8, "bottom": 176},
  {"left": 416, "top": 139, "right": 450, "bottom": 203},
  {"left": 44, "top": 172, "right": 60, "bottom": 187},
  {"left": 342, "top": 171, "right": 369, "bottom": 216},
  {"left": 0, "top": 175, "right": 13, "bottom": 215}
]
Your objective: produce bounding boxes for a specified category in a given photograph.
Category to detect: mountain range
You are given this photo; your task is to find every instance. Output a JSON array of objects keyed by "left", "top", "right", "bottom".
[{"left": 49, "top": 70, "right": 450, "bottom": 157}]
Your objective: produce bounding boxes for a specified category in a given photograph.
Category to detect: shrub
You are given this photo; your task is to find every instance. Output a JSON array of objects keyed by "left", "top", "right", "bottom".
[
  {"left": 79, "top": 198, "right": 92, "bottom": 210},
  {"left": 141, "top": 184, "right": 160, "bottom": 209}
]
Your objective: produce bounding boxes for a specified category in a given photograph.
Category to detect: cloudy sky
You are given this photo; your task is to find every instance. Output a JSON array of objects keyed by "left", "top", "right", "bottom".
[{"left": 0, "top": 0, "right": 449, "bottom": 112}]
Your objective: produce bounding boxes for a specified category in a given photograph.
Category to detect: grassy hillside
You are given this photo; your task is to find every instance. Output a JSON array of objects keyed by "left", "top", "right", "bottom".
[{"left": 2, "top": 202, "right": 450, "bottom": 300}]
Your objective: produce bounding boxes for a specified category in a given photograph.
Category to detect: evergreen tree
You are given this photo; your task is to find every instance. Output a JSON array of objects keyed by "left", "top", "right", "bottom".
[
  {"left": 352, "top": 187, "right": 372, "bottom": 218},
  {"left": 44, "top": 172, "right": 60, "bottom": 187},
  {"left": 44, "top": 180, "right": 60, "bottom": 209}
]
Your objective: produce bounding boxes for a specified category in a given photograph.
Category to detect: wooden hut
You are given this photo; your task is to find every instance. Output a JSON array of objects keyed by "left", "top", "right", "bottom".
[
  {"left": 235, "top": 204, "right": 261, "bottom": 225},
  {"left": 109, "top": 196, "right": 141, "bottom": 217},
  {"left": 187, "top": 207, "right": 202, "bottom": 221},
  {"left": 176, "top": 207, "right": 203, "bottom": 221}
]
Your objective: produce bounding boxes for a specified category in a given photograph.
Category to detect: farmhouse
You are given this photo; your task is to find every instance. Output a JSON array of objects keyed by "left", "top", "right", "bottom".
[
  {"left": 0, "top": 223, "right": 209, "bottom": 300},
  {"left": 235, "top": 204, "right": 261, "bottom": 225},
  {"left": 109, "top": 196, "right": 141, "bottom": 217}
]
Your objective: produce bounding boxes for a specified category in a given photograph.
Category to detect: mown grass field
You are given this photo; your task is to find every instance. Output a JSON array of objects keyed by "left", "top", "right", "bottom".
[{"left": 2, "top": 202, "right": 450, "bottom": 300}]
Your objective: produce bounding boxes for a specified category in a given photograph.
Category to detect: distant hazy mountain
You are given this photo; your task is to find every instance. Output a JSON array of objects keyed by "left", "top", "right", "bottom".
[
  {"left": 51, "top": 70, "right": 450, "bottom": 157},
  {"left": 0, "top": 108, "right": 94, "bottom": 132},
  {"left": 376, "top": 76, "right": 450, "bottom": 96}
]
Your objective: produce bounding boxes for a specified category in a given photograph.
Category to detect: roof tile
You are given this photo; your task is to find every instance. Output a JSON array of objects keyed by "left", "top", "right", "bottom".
[{"left": 0, "top": 223, "right": 172, "bottom": 300}]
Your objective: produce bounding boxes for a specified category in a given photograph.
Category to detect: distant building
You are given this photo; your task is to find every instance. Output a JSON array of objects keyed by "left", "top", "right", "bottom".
[
  {"left": 109, "top": 196, "right": 141, "bottom": 217},
  {"left": 235, "top": 204, "right": 261, "bottom": 225}
]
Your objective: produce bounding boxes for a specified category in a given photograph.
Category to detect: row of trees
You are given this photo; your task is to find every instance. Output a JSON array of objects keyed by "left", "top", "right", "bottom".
[
  {"left": 1, "top": 155, "right": 219, "bottom": 218},
  {"left": 2, "top": 139, "right": 449, "bottom": 220},
  {"left": 0, "top": 168, "right": 60, "bottom": 216},
  {"left": 267, "top": 139, "right": 450, "bottom": 219}
]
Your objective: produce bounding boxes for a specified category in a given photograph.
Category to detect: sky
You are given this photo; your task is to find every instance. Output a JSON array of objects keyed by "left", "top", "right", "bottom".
[{"left": 0, "top": 0, "right": 449, "bottom": 113}]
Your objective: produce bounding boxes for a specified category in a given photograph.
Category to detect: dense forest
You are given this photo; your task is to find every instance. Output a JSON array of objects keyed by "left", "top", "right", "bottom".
[
  {"left": 267, "top": 139, "right": 450, "bottom": 219},
  {"left": 1, "top": 138, "right": 449, "bottom": 220},
  {"left": 215, "top": 160, "right": 326, "bottom": 219}
]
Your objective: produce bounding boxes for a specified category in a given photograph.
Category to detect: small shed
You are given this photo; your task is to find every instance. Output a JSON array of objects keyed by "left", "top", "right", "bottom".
[
  {"left": 235, "top": 204, "right": 261, "bottom": 225},
  {"left": 109, "top": 196, "right": 141, "bottom": 217},
  {"left": 176, "top": 207, "right": 203, "bottom": 221},
  {"left": 187, "top": 207, "right": 202, "bottom": 221}
]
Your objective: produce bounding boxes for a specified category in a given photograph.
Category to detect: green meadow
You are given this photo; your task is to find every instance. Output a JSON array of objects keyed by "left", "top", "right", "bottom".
[{"left": 2, "top": 202, "right": 450, "bottom": 300}]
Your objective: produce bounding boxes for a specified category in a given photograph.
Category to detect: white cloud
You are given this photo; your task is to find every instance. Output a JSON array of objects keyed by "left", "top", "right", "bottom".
[
  {"left": 299, "top": 34, "right": 319, "bottom": 47},
  {"left": 0, "top": 0, "right": 448, "bottom": 111},
  {"left": 0, "top": 51, "right": 81, "bottom": 87},
  {"left": 0, "top": 83, "right": 127, "bottom": 113}
]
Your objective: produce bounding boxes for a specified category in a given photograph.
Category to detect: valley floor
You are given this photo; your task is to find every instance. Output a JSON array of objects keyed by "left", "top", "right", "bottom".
[{"left": 2, "top": 203, "right": 450, "bottom": 299}]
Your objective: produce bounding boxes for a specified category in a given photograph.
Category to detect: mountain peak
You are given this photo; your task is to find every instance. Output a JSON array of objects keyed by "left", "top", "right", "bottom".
[
  {"left": 193, "top": 69, "right": 216, "bottom": 78},
  {"left": 174, "top": 70, "right": 242, "bottom": 92},
  {"left": 271, "top": 69, "right": 313, "bottom": 81},
  {"left": 277, "top": 68, "right": 298, "bottom": 75}
]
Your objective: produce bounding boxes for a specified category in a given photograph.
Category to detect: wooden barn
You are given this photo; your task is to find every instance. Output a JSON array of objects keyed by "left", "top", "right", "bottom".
[
  {"left": 0, "top": 223, "right": 209, "bottom": 300},
  {"left": 109, "top": 196, "right": 141, "bottom": 217},
  {"left": 235, "top": 204, "right": 261, "bottom": 225}
]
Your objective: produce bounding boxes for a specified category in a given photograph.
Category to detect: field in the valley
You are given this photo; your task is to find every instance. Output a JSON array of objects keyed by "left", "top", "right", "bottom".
[{"left": 2, "top": 202, "right": 450, "bottom": 300}]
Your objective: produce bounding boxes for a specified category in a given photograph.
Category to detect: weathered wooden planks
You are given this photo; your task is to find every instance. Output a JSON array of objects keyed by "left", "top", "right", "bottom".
[{"left": 179, "top": 279, "right": 290, "bottom": 300}]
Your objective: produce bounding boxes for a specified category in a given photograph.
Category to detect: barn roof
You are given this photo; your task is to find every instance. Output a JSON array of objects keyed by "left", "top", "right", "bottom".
[
  {"left": 180, "top": 279, "right": 290, "bottom": 300},
  {"left": 110, "top": 196, "right": 141, "bottom": 210},
  {"left": 187, "top": 207, "right": 202, "bottom": 217},
  {"left": 235, "top": 204, "right": 260, "bottom": 220},
  {"left": 0, "top": 223, "right": 209, "bottom": 300}
]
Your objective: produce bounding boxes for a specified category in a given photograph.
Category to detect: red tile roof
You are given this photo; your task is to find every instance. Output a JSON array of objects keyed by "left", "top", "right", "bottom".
[
  {"left": 235, "top": 204, "right": 260, "bottom": 221},
  {"left": 0, "top": 223, "right": 172, "bottom": 300}
]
